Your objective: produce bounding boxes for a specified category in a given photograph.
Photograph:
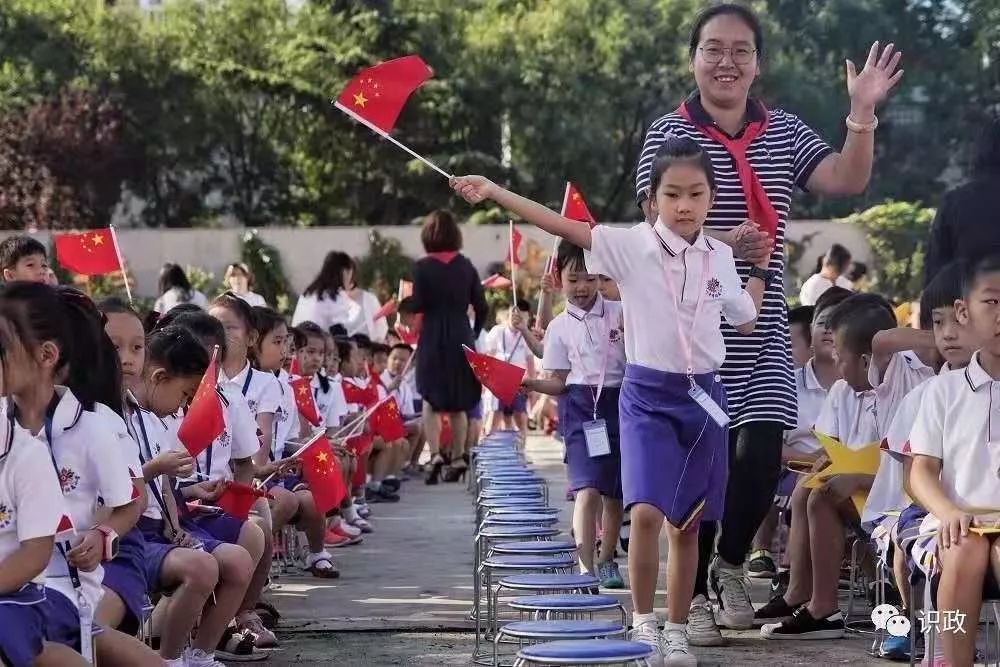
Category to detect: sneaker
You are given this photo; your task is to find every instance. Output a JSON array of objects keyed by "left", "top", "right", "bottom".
[
  {"left": 365, "top": 485, "right": 400, "bottom": 503},
  {"left": 184, "top": 648, "right": 228, "bottom": 666},
  {"left": 324, "top": 529, "right": 361, "bottom": 548},
  {"left": 630, "top": 620, "right": 664, "bottom": 667},
  {"left": 879, "top": 633, "right": 912, "bottom": 660},
  {"left": 747, "top": 549, "right": 777, "bottom": 578},
  {"left": 663, "top": 625, "right": 697, "bottom": 666},
  {"left": 770, "top": 569, "right": 789, "bottom": 598},
  {"left": 597, "top": 560, "right": 625, "bottom": 589},
  {"left": 348, "top": 517, "right": 373, "bottom": 533},
  {"left": 753, "top": 595, "right": 802, "bottom": 627},
  {"left": 760, "top": 607, "right": 845, "bottom": 640},
  {"left": 333, "top": 519, "right": 362, "bottom": 538},
  {"left": 353, "top": 501, "right": 371, "bottom": 519},
  {"left": 710, "top": 556, "right": 754, "bottom": 629},
  {"left": 382, "top": 476, "right": 401, "bottom": 492},
  {"left": 686, "top": 594, "right": 724, "bottom": 647}
]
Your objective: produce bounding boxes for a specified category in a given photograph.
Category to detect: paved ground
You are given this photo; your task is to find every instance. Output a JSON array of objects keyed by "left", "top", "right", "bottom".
[{"left": 258, "top": 434, "right": 898, "bottom": 665}]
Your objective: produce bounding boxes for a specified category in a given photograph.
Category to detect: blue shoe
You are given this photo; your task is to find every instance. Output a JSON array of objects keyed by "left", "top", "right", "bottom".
[
  {"left": 597, "top": 560, "right": 625, "bottom": 589},
  {"left": 878, "top": 633, "right": 911, "bottom": 661}
]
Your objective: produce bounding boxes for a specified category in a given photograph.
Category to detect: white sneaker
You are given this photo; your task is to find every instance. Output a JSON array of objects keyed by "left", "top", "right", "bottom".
[
  {"left": 710, "top": 556, "right": 754, "bottom": 629},
  {"left": 631, "top": 620, "right": 664, "bottom": 667},
  {"left": 333, "top": 519, "right": 362, "bottom": 538},
  {"left": 183, "top": 647, "right": 226, "bottom": 667},
  {"left": 663, "top": 625, "right": 698, "bottom": 666},
  {"left": 686, "top": 594, "right": 724, "bottom": 647}
]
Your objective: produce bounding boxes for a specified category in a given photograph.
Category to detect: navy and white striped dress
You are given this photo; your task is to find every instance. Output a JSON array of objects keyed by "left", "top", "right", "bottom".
[{"left": 635, "top": 93, "right": 833, "bottom": 429}]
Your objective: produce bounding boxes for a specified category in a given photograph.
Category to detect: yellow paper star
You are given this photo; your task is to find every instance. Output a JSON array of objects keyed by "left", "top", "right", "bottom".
[
  {"left": 353, "top": 92, "right": 368, "bottom": 108},
  {"left": 91, "top": 234, "right": 104, "bottom": 246},
  {"left": 802, "top": 431, "right": 881, "bottom": 515}
]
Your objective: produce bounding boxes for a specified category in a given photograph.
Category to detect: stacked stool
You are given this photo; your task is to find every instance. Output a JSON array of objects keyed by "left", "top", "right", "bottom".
[{"left": 471, "top": 431, "right": 651, "bottom": 666}]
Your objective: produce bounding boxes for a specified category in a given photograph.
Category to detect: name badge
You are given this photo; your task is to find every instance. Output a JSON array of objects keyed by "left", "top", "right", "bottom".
[
  {"left": 583, "top": 419, "right": 612, "bottom": 458},
  {"left": 688, "top": 381, "right": 730, "bottom": 428},
  {"left": 78, "top": 596, "right": 94, "bottom": 663}
]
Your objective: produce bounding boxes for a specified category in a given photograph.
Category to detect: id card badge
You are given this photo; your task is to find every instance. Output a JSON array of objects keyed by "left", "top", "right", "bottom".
[
  {"left": 78, "top": 596, "right": 94, "bottom": 663},
  {"left": 583, "top": 419, "right": 612, "bottom": 458},
  {"left": 688, "top": 381, "right": 730, "bottom": 428}
]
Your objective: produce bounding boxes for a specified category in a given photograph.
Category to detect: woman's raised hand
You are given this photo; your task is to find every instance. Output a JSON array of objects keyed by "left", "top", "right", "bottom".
[
  {"left": 846, "top": 41, "right": 903, "bottom": 113},
  {"left": 450, "top": 175, "right": 495, "bottom": 204}
]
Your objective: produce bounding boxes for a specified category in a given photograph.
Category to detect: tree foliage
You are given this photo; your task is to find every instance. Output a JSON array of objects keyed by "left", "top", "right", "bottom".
[{"left": 849, "top": 201, "right": 934, "bottom": 302}]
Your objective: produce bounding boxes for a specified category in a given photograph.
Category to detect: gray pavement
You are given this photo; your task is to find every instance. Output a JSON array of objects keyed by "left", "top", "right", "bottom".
[{"left": 261, "top": 434, "right": 892, "bottom": 665}]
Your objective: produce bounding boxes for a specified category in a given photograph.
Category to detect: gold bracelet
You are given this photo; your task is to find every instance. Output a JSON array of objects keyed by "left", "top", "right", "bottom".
[{"left": 846, "top": 114, "right": 878, "bottom": 134}]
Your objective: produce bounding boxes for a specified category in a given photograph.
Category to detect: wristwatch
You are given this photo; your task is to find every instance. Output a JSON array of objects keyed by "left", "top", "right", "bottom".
[
  {"left": 94, "top": 525, "right": 120, "bottom": 561},
  {"left": 748, "top": 265, "right": 778, "bottom": 287}
]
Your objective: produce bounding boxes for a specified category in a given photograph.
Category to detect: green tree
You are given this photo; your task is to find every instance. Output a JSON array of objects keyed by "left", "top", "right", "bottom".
[{"left": 849, "top": 201, "right": 934, "bottom": 302}]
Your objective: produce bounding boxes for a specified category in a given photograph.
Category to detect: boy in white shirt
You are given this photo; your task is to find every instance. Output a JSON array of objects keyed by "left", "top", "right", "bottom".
[
  {"left": 382, "top": 344, "right": 421, "bottom": 476},
  {"left": 485, "top": 300, "right": 535, "bottom": 441},
  {"left": 909, "top": 255, "right": 1000, "bottom": 666}
]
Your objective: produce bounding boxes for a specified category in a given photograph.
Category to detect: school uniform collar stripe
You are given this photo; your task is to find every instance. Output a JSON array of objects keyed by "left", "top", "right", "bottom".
[
  {"left": 222, "top": 361, "right": 252, "bottom": 386},
  {"left": 566, "top": 295, "right": 606, "bottom": 321},
  {"left": 652, "top": 220, "right": 712, "bottom": 256},
  {"left": 50, "top": 386, "right": 84, "bottom": 436},
  {"left": 965, "top": 353, "right": 993, "bottom": 391},
  {"left": 802, "top": 359, "right": 822, "bottom": 391}
]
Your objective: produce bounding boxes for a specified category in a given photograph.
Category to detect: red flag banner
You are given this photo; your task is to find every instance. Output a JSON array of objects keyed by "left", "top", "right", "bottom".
[
  {"left": 482, "top": 273, "right": 512, "bottom": 289},
  {"left": 561, "top": 182, "right": 597, "bottom": 226},
  {"left": 463, "top": 344, "right": 526, "bottom": 406},
  {"left": 290, "top": 376, "right": 322, "bottom": 427},
  {"left": 300, "top": 436, "right": 348, "bottom": 514},
  {"left": 289, "top": 356, "right": 302, "bottom": 377},
  {"left": 55, "top": 514, "right": 76, "bottom": 543},
  {"left": 373, "top": 299, "right": 398, "bottom": 321},
  {"left": 177, "top": 349, "right": 224, "bottom": 457},
  {"left": 216, "top": 481, "right": 268, "bottom": 521},
  {"left": 395, "top": 323, "right": 419, "bottom": 346},
  {"left": 334, "top": 55, "right": 433, "bottom": 136},
  {"left": 506, "top": 225, "right": 524, "bottom": 267},
  {"left": 369, "top": 397, "right": 407, "bottom": 441},
  {"left": 54, "top": 228, "right": 121, "bottom": 276}
]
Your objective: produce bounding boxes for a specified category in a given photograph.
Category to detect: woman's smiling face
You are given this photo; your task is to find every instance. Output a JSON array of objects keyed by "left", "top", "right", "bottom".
[{"left": 691, "top": 13, "right": 760, "bottom": 110}]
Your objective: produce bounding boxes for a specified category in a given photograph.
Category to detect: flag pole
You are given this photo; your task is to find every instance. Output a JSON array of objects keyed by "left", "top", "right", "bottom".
[
  {"left": 537, "top": 236, "right": 559, "bottom": 322},
  {"left": 509, "top": 220, "right": 518, "bottom": 306},
  {"left": 108, "top": 225, "right": 133, "bottom": 306},
  {"left": 334, "top": 102, "right": 453, "bottom": 179}
]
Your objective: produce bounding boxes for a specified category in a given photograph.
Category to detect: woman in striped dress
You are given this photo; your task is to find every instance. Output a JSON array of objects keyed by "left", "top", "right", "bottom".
[{"left": 633, "top": 3, "right": 902, "bottom": 646}]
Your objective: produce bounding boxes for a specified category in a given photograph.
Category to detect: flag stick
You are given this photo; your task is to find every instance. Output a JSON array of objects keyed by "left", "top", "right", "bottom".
[
  {"left": 537, "top": 236, "right": 559, "bottom": 322},
  {"left": 334, "top": 102, "right": 453, "bottom": 179},
  {"left": 509, "top": 220, "right": 518, "bottom": 306},
  {"left": 108, "top": 225, "right": 133, "bottom": 306}
]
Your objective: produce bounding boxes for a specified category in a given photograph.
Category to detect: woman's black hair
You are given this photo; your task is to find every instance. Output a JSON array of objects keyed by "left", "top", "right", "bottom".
[
  {"left": 210, "top": 292, "right": 256, "bottom": 335},
  {"left": 169, "top": 311, "right": 228, "bottom": 361},
  {"left": 249, "top": 306, "right": 287, "bottom": 369},
  {"left": 688, "top": 3, "right": 764, "bottom": 59},
  {"left": 973, "top": 117, "right": 1000, "bottom": 175},
  {"left": 146, "top": 325, "right": 210, "bottom": 379},
  {"left": 158, "top": 263, "right": 193, "bottom": 300},
  {"left": 824, "top": 244, "right": 852, "bottom": 273},
  {"left": 152, "top": 303, "right": 203, "bottom": 332},
  {"left": 303, "top": 251, "right": 355, "bottom": 299},
  {"left": 649, "top": 137, "right": 717, "bottom": 195},
  {"left": 920, "top": 261, "right": 965, "bottom": 329},
  {"left": 555, "top": 239, "right": 587, "bottom": 275}
]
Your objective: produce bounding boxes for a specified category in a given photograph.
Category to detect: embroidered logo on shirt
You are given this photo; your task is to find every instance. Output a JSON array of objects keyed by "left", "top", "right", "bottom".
[
  {"left": 0, "top": 503, "right": 11, "bottom": 529},
  {"left": 608, "top": 328, "right": 623, "bottom": 344},
  {"left": 706, "top": 277, "right": 723, "bottom": 298},
  {"left": 215, "top": 431, "right": 231, "bottom": 449},
  {"left": 59, "top": 467, "right": 81, "bottom": 493},
  {"left": 247, "top": 399, "right": 258, "bottom": 415}
]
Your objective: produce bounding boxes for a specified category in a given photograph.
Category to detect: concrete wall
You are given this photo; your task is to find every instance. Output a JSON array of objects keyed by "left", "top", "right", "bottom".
[{"left": 6, "top": 219, "right": 871, "bottom": 298}]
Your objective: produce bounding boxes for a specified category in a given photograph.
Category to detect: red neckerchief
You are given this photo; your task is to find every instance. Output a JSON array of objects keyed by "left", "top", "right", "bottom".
[
  {"left": 427, "top": 251, "right": 459, "bottom": 264},
  {"left": 676, "top": 99, "right": 779, "bottom": 241}
]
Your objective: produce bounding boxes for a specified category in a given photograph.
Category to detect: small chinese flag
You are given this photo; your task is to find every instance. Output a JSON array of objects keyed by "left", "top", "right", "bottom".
[
  {"left": 463, "top": 344, "right": 525, "bottom": 406},
  {"left": 373, "top": 299, "right": 398, "bottom": 321},
  {"left": 342, "top": 379, "right": 379, "bottom": 409},
  {"left": 440, "top": 414, "right": 453, "bottom": 448},
  {"left": 334, "top": 55, "right": 433, "bottom": 135},
  {"left": 398, "top": 280, "right": 413, "bottom": 301},
  {"left": 216, "top": 481, "right": 268, "bottom": 521},
  {"left": 506, "top": 225, "right": 524, "bottom": 267},
  {"left": 395, "top": 323, "right": 419, "bottom": 346},
  {"left": 369, "top": 397, "right": 407, "bottom": 441},
  {"left": 177, "top": 349, "right": 224, "bottom": 458},
  {"left": 55, "top": 514, "right": 76, "bottom": 543},
  {"left": 290, "top": 376, "right": 321, "bottom": 427},
  {"left": 54, "top": 228, "right": 121, "bottom": 276},
  {"left": 561, "top": 182, "right": 597, "bottom": 227},
  {"left": 289, "top": 356, "right": 302, "bottom": 377},
  {"left": 300, "top": 436, "right": 348, "bottom": 514},
  {"left": 482, "top": 273, "right": 512, "bottom": 290}
]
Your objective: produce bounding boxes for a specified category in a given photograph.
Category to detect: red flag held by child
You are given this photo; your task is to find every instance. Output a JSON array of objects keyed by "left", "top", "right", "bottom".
[
  {"left": 373, "top": 299, "right": 398, "bottom": 321},
  {"left": 463, "top": 345, "right": 525, "bottom": 406},
  {"left": 395, "top": 322, "right": 419, "bottom": 346},
  {"left": 561, "top": 182, "right": 597, "bottom": 227},
  {"left": 369, "top": 397, "right": 407, "bottom": 441},
  {"left": 216, "top": 481, "right": 268, "bottom": 521},
  {"left": 290, "top": 376, "right": 322, "bottom": 427},
  {"left": 482, "top": 273, "right": 512, "bottom": 289},
  {"left": 55, "top": 514, "right": 76, "bottom": 543},
  {"left": 300, "top": 437, "right": 348, "bottom": 514},
  {"left": 334, "top": 56, "right": 433, "bottom": 135},
  {"left": 54, "top": 228, "right": 121, "bottom": 276},
  {"left": 289, "top": 356, "right": 302, "bottom": 377},
  {"left": 506, "top": 225, "right": 523, "bottom": 267},
  {"left": 177, "top": 349, "right": 224, "bottom": 458}
]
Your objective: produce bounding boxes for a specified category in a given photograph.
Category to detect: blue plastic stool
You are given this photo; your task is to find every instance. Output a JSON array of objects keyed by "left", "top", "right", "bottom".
[
  {"left": 480, "top": 488, "right": 545, "bottom": 501},
  {"left": 476, "top": 499, "right": 551, "bottom": 528},
  {"left": 481, "top": 513, "right": 560, "bottom": 529},
  {"left": 489, "top": 574, "right": 601, "bottom": 650},
  {"left": 490, "top": 540, "right": 576, "bottom": 557},
  {"left": 473, "top": 526, "right": 562, "bottom": 625},
  {"left": 513, "top": 639, "right": 655, "bottom": 666},
  {"left": 507, "top": 594, "right": 625, "bottom": 621},
  {"left": 493, "top": 620, "right": 626, "bottom": 667}
]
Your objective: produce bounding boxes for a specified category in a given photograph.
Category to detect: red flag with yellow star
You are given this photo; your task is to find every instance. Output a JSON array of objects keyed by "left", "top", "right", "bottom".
[
  {"left": 290, "top": 376, "right": 322, "bottom": 427},
  {"left": 506, "top": 225, "right": 524, "bottom": 267},
  {"left": 177, "top": 349, "right": 224, "bottom": 458},
  {"left": 300, "top": 436, "right": 347, "bottom": 514},
  {"left": 463, "top": 344, "right": 525, "bottom": 406},
  {"left": 334, "top": 55, "right": 432, "bottom": 135},
  {"left": 216, "top": 481, "right": 268, "bottom": 521},
  {"left": 369, "top": 397, "right": 407, "bottom": 441},
  {"left": 561, "top": 182, "right": 597, "bottom": 227},
  {"left": 54, "top": 228, "right": 121, "bottom": 276}
]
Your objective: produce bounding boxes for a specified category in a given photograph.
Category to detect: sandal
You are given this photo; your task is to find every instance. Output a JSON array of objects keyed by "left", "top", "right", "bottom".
[
  {"left": 238, "top": 611, "right": 279, "bottom": 649},
  {"left": 304, "top": 553, "right": 340, "bottom": 579},
  {"left": 216, "top": 626, "right": 265, "bottom": 662}
]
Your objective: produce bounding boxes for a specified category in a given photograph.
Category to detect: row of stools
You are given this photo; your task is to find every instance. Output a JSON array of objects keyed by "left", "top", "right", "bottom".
[{"left": 470, "top": 431, "right": 654, "bottom": 666}]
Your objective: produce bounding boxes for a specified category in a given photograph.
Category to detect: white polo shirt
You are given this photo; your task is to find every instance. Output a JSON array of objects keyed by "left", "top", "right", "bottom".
[
  {"left": 94, "top": 403, "right": 143, "bottom": 487},
  {"left": 785, "top": 360, "right": 829, "bottom": 455},
  {"left": 126, "top": 403, "right": 174, "bottom": 522},
  {"left": 0, "top": 417, "right": 66, "bottom": 584},
  {"left": 869, "top": 351, "right": 935, "bottom": 436},
  {"left": 381, "top": 370, "right": 417, "bottom": 419},
  {"left": 486, "top": 325, "right": 532, "bottom": 368},
  {"left": 799, "top": 273, "right": 854, "bottom": 306},
  {"left": 221, "top": 362, "right": 282, "bottom": 420},
  {"left": 172, "top": 385, "right": 259, "bottom": 482},
  {"left": 909, "top": 354, "right": 1000, "bottom": 527},
  {"left": 312, "top": 373, "right": 348, "bottom": 429},
  {"left": 584, "top": 220, "right": 756, "bottom": 374},
  {"left": 814, "top": 380, "right": 879, "bottom": 448},
  {"left": 274, "top": 370, "right": 300, "bottom": 458},
  {"left": 542, "top": 295, "right": 626, "bottom": 387},
  {"left": 38, "top": 389, "right": 136, "bottom": 611}
]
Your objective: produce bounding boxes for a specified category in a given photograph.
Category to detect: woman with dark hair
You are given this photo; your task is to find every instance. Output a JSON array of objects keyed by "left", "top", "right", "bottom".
[
  {"left": 154, "top": 263, "right": 207, "bottom": 313},
  {"left": 633, "top": 2, "right": 902, "bottom": 644},
  {"left": 924, "top": 117, "right": 1000, "bottom": 286},
  {"left": 410, "top": 210, "right": 488, "bottom": 484},
  {"left": 291, "top": 251, "right": 387, "bottom": 341}
]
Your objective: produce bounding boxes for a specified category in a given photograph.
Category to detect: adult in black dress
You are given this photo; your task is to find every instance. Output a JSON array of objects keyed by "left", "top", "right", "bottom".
[{"left": 411, "top": 210, "right": 488, "bottom": 484}]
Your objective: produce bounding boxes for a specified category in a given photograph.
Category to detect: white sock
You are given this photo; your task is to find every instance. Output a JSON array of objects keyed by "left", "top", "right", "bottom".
[
  {"left": 633, "top": 612, "right": 658, "bottom": 628},
  {"left": 664, "top": 621, "right": 686, "bottom": 632},
  {"left": 343, "top": 505, "right": 359, "bottom": 522}
]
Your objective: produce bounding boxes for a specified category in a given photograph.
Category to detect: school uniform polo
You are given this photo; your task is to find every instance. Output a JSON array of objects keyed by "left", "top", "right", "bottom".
[
  {"left": 908, "top": 353, "right": 1000, "bottom": 529},
  {"left": 486, "top": 325, "right": 532, "bottom": 368},
  {"left": 312, "top": 373, "right": 348, "bottom": 428},
  {"left": 221, "top": 362, "right": 282, "bottom": 420},
  {"left": 172, "top": 385, "right": 259, "bottom": 483},
  {"left": 785, "top": 360, "right": 828, "bottom": 456},
  {"left": 274, "top": 369, "right": 300, "bottom": 458},
  {"left": 868, "top": 351, "right": 935, "bottom": 436},
  {"left": 381, "top": 370, "right": 417, "bottom": 420},
  {"left": 814, "top": 380, "right": 879, "bottom": 449}
]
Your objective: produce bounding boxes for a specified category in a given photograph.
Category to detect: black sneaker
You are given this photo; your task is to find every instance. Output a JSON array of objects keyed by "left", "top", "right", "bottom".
[
  {"left": 365, "top": 486, "right": 400, "bottom": 503},
  {"left": 753, "top": 595, "right": 803, "bottom": 627},
  {"left": 747, "top": 550, "right": 777, "bottom": 578},
  {"left": 760, "top": 607, "right": 845, "bottom": 640},
  {"left": 381, "top": 477, "right": 401, "bottom": 492},
  {"left": 770, "top": 569, "right": 789, "bottom": 598}
]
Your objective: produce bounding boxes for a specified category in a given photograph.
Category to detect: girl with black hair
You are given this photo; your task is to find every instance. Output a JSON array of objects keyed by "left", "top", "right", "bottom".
[
  {"left": 291, "top": 252, "right": 386, "bottom": 340},
  {"left": 154, "top": 264, "right": 207, "bottom": 314}
]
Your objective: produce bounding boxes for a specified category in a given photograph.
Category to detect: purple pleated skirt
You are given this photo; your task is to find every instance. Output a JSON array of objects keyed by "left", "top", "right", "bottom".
[
  {"left": 0, "top": 584, "right": 47, "bottom": 666},
  {"left": 619, "top": 364, "right": 728, "bottom": 530},
  {"left": 558, "top": 385, "right": 622, "bottom": 499}
]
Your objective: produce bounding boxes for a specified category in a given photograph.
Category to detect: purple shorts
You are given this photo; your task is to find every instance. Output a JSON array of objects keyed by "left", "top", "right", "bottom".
[
  {"left": 498, "top": 393, "right": 528, "bottom": 416},
  {"left": 0, "top": 584, "right": 47, "bottom": 666},
  {"left": 558, "top": 385, "right": 622, "bottom": 499},
  {"left": 41, "top": 588, "right": 104, "bottom": 653},
  {"left": 895, "top": 502, "right": 929, "bottom": 579},
  {"left": 138, "top": 516, "right": 225, "bottom": 592},
  {"left": 619, "top": 364, "right": 728, "bottom": 530},
  {"left": 190, "top": 510, "right": 244, "bottom": 545},
  {"left": 101, "top": 528, "right": 147, "bottom": 635}
]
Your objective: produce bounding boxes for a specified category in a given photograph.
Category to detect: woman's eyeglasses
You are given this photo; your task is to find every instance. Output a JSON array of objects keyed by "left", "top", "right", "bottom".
[{"left": 698, "top": 45, "right": 757, "bottom": 65}]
